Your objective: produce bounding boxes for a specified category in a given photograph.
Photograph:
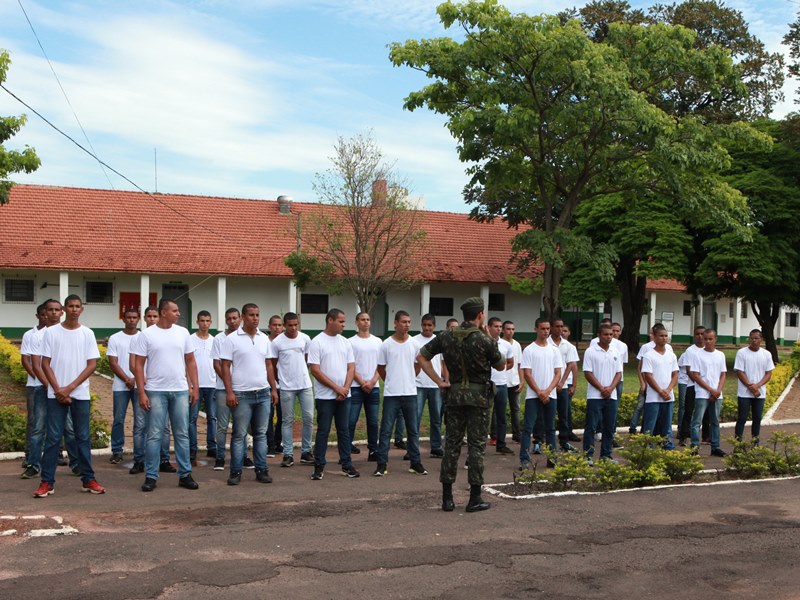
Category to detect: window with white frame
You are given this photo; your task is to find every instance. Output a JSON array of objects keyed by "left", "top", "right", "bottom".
[
  {"left": 3, "top": 278, "right": 35, "bottom": 303},
  {"left": 786, "top": 312, "right": 799, "bottom": 328},
  {"left": 85, "top": 281, "right": 114, "bottom": 304}
]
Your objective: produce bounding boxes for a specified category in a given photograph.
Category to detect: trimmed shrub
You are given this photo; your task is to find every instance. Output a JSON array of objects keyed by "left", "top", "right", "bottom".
[{"left": 0, "top": 405, "right": 26, "bottom": 452}]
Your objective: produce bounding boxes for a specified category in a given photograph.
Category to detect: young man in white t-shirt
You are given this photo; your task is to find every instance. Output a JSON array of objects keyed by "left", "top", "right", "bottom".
[
  {"left": 583, "top": 323, "right": 623, "bottom": 464},
  {"left": 689, "top": 329, "right": 727, "bottom": 456},
  {"left": 132, "top": 298, "right": 200, "bottom": 492},
  {"left": 107, "top": 308, "right": 143, "bottom": 469},
  {"left": 734, "top": 329, "right": 774, "bottom": 444},
  {"left": 34, "top": 295, "right": 104, "bottom": 498},
  {"left": 487, "top": 317, "right": 515, "bottom": 455},
  {"left": 677, "top": 325, "right": 707, "bottom": 446},
  {"left": 189, "top": 310, "right": 216, "bottom": 464},
  {"left": 211, "top": 308, "right": 240, "bottom": 471},
  {"left": 271, "top": 311, "right": 314, "bottom": 468},
  {"left": 307, "top": 308, "right": 358, "bottom": 480},
  {"left": 520, "top": 318, "right": 563, "bottom": 470},
  {"left": 266, "top": 315, "right": 284, "bottom": 457},
  {"left": 414, "top": 314, "right": 444, "bottom": 457},
  {"left": 348, "top": 311, "right": 382, "bottom": 463},
  {"left": 19, "top": 302, "right": 48, "bottom": 479},
  {"left": 220, "top": 303, "right": 275, "bottom": 486},
  {"left": 550, "top": 318, "right": 579, "bottom": 451},
  {"left": 641, "top": 324, "right": 678, "bottom": 448},
  {"left": 375, "top": 310, "right": 428, "bottom": 476},
  {"left": 502, "top": 321, "right": 523, "bottom": 443}
]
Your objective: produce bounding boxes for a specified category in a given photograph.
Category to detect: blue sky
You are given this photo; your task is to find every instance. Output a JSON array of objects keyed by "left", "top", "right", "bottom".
[{"left": 1, "top": 0, "right": 797, "bottom": 213}]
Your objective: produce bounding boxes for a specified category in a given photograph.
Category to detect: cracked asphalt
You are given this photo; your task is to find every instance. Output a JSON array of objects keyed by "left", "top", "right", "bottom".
[{"left": 2, "top": 427, "right": 800, "bottom": 600}]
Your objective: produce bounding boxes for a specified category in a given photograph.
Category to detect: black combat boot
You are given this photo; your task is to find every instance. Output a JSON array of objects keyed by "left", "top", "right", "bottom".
[
  {"left": 442, "top": 483, "right": 455, "bottom": 512},
  {"left": 465, "top": 484, "right": 490, "bottom": 513}
]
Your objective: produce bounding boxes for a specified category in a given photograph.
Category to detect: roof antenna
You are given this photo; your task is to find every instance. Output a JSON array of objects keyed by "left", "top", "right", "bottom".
[{"left": 154, "top": 147, "right": 158, "bottom": 193}]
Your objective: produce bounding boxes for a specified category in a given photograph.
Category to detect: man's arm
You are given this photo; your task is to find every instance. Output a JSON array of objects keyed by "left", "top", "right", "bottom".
[
  {"left": 184, "top": 352, "right": 199, "bottom": 405},
  {"left": 20, "top": 354, "right": 37, "bottom": 380},
  {"left": 417, "top": 354, "right": 450, "bottom": 389},
  {"left": 133, "top": 354, "right": 150, "bottom": 411},
  {"left": 267, "top": 359, "right": 279, "bottom": 405},
  {"left": 221, "top": 359, "right": 237, "bottom": 408},
  {"left": 309, "top": 364, "right": 348, "bottom": 399},
  {"left": 108, "top": 356, "right": 135, "bottom": 390}
]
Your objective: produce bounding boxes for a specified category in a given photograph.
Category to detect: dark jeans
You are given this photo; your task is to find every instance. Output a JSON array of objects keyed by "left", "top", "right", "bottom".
[
  {"left": 520, "top": 396, "right": 556, "bottom": 462},
  {"left": 584, "top": 397, "right": 619, "bottom": 459},
  {"left": 491, "top": 385, "right": 509, "bottom": 449},
  {"left": 556, "top": 388, "right": 572, "bottom": 445},
  {"left": 507, "top": 385, "right": 521, "bottom": 438},
  {"left": 680, "top": 386, "right": 710, "bottom": 441},
  {"left": 377, "top": 395, "right": 420, "bottom": 464},
  {"left": 314, "top": 398, "right": 352, "bottom": 468},
  {"left": 41, "top": 397, "right": 94, "bottom": 485},
  {"left": 735, "top": 396, "right": 765, "bottom": 442},
  {"left": 191, "top": 387, "right": 216, "bottom": 452},
  {"left": 24, "top": 385, "right": 47, "bottom": 470},
  {"left": 349, "top": 386, "right": 380, "bottom": 453}
]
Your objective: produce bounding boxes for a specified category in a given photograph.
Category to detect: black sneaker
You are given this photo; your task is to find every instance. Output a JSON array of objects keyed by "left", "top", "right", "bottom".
[
  {"left": 71, "top": 466, "right": 80, "bottom": 476},
  {"left": 178, "top": 474, "right": 199, "bottom": 490},
  {"left": 190, "top": 451, "right": 197, "bottom": 466},
  {"left": 496, "top": 446, "right": 514, "bottom": 455},
  {"left": 300, "top": 452, "right": 315, "bottom": 465},
  {"left": 256, "top": 469, "right": 272, "bottom": 483},
  {"left": 367, "top": 451, "right": 378, "bottom": 462},
  {"left": 275, "top": 445, "right": 284, "bottom": 454},
  {"left": 342, "top": 464, "right": 360, "bottom": 478},
  {"left": 20, "top": 465, "right": 39, "bottom": 479},
  {"left": 310, "top": 465, "right": 324, "bottom": 480},
  {"left": 266, "top": 449, "right": 276, "bottom": 458},
  {"left": 281, "top": 455, "right": 294, "bottom": 468},
  {"left": 243, "top": 457, "right": 255, "bottom": 469},
  {"left": 373, "top": 464, "right": 388, "bottom": 477},
  {"left": 568, "top": 433, "right": 581, "bottom": 442},
  {"left": 128, "top": 461, "right": 144, "bottom": 475},
  {"left": 159, "top": 461, "right": 177, "bottom": 473},
  {"left": 394, "top": 440, "right": 407, "bottom": 450},
  {"left": 141, "top": 477, "right": 157, "bottom": 492},
  {"left": 409, "top": 463, "right": 428, "bottom": 475},
  {"left": 109, "top": 453, "right": 123, "bottom": 464},
  {"left": 213, "top": 458, "right": 225, "bottom": 471},
  {"left": 560, "top": 443, "right": 578, "bottom": 453},
  {"left": 710, "top": 448, "right": 728, "bottom": 457},
  {"left": 227, "top": 471, "right": 242, "bottom": 486},
  {"left": 430, "top": 448, "right": 444, "bottom": 458},
  {"left": 206, "top": 448, "right": 217, "bottom": 458},
  {"left": 350, "top": 445, "right": 361, "bottom": 454}
]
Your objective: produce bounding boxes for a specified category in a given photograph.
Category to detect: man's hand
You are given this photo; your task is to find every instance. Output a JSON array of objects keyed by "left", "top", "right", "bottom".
[
  {"left": 139, "top": 392, "right": 151, "bottom": 412},
  {"left": 226, "top": 391, "right": 238, "bottom": 409}
]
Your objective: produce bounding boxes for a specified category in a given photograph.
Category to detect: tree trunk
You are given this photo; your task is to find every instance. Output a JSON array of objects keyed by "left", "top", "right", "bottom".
[
  {"left": 541, "top": 264, "right": 562, "bottom": 321},
  {"left": 617, "top": 259, "right": 647, "bottom": 356},
  {"left": 752, "top": 300, "right": 781, "bottom": 363}
]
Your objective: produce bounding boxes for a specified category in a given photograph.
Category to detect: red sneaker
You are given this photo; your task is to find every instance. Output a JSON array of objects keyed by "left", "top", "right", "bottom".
[
  {"left": 488, "top": 439, "right": 497, "bottom": 446},
  {"left": 81, "top": 480, "right": 106, "bottom": 494},
  {"left": 33, "top": 482, "right": 54, "bottom": 498}
]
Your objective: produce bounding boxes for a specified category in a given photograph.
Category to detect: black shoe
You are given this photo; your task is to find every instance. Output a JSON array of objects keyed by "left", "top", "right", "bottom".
[
  {"left": 373, "top": 464, "right": 388, "bottom": 477},
  {"left": 430, "top": 448, "right": 444, "bottom": 458},
  {"left": 511, "top": 434, "right": 521, "bottom": 443},
  {"left": 57, "top": 454, "right": 68, "bottom": 467},
  {"left": 465, "top": 498, "right": 491, "bottom": 513},
  {"left": 342, "top": 464, "right": 360, "bottom": 478},
  {"left": 409, "top": 463, "right": 428, "bottom": 475},
  {"left": 546, "top": 459, "right": 556, "bottom": 469},
  {"left": 71, "top": 466, "right": 80, "bottom": 476},
  {"left": 227, "top": 471, "right": 242, "bottom": 485},
  {"left": 710, "top": 448, "right": 728, "bottom": 457},
  {"left": 243, "top": 457, "right": 255, "bottom": 469},
  {"left": 256, "top": 469, "right": 273, "bottom": 483},
  {"left": 275, "top": 444, "right": 284, "bottom": 454},
  {"left": 496, "top": 446, "right": 514, "bottom": 455},
  {"left": 350, "top": 445, "right": 361, "bottom": 454},
  {"left": 367, "top": 451, "right": 378, "bottom": 462},
  {"left": 568, "top": 433, "right": 581, "bottom": 442},
  {"left": 394, "top": 440, "right": 407, "bottom": 450},
  {"left": 560, "top": 443, "right": 578, "bottom": 453},
  {"left": 402, "top": 452, "right": 411, "bottom": 461},
  {"left": 109, "top": 453, "right": 123, "bottom": 464},
  {"left": 300, "top": 452, "right": 315, "bottom": 465},
  {"left": 311, "top": 465, "right": 324, "bottom": 480},
  {"left": 214, "top": 458, "right": 225, "bottom": 471},
  {"left": 629, "top": 428, "right": 637, "bottom": 435},
  {"left": 442, "top": 497, "right": 455, "bottom": 512},
  {"left": 128, "top": 461, "right": 144, "bottom": 475},
  {"left": 159, "top": 461, "right": 177, "bottom": 473},
  {"left": 20, "top": 465, "right": 39, "bottom": 479},
  {"left": 141, "top": 477, "right": 157, "bottom": 492},
  {"left": 179, "top": 474, "right": 199, "bottom": 490},
  {"left": 206, "top": 448, "right": 217, "bottom": 458},
  {"left": 281, "top": 455, "right": 294, "bottom": 468}
]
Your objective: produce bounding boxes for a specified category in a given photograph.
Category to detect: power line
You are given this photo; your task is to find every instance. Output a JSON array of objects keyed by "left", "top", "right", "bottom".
[{"left": 17, "top": 0, "right": 115, "bottom": 190}]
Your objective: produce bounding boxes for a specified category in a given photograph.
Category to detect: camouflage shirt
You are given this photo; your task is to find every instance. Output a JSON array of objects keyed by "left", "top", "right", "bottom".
[{"left": 419, "top": 321, "right": 505, "bottom": 408}]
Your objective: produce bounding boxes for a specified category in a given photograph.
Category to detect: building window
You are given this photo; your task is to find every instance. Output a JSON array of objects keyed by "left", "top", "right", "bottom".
[
  {"left": 682, "top": 300, "right": 693, "bottom": 317},
  {"left": 85, "top": 281, "right": 114, "bottom": 304},
  {"left": 301, "top": 293, "right": 329, "bottom": 314},
  {"left": 429, "top": 297, "right": 453, "bottom": 316},
  {"left": 488, "top": 293, "right": 505, "bottom": 312},
  {"left": 729, "top": 302, "right": 735, "bottom": 318},
  {"left": 741, "top": 303, "right": 748, "bottom": 319},
  {"left": 786, "top": 312, "right": 799, "bottom": 328},
  {"left": 3, "top": 278, "right": 34, "bottom": 303}
]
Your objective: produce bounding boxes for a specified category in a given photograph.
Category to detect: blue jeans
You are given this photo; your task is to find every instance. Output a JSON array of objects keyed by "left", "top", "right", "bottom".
[
  {"left": 191, "top": 387, "right": 216, "bottom": 453},
  {"left": 145, "top": 390, "right": 191, "bottom": 480},
  {"left": 556, "top": 388, "right": 571, "bottom": 445},
  {"left": 677, "top": 383, "right": 688, "bottom": 439},
  {"left": 393, "top": 413, "right": 406, "bottom": 442},
  {"left": 492, "top": 384, "right": 509, "bottom": 449},
  {"left": 629, "top": 390, "right": 646, "bottom": 432},
  {"left": 377, "top": 395, "right": 420, "bottom": 464},
  {"left": 642, "top": 401, "right": 675, "bottom": 449},
  {"left": 280, "top": 387, "right": 314, "bottom": 455},
  {"left": 584, "top": 397, "right": 619, "bottom": 459},
  {"left": 24, "top": 385, "right": 47, "bottom": 470},
  {"left": 349, "top": 386, "right": 380, "bottom": 454},
  {"left": 111, "top": 389, "right": 141, "bottom": 456},
  {"left": 41, "top": 397, "right": 94, "bottom": 485},
  {"left": 314, "top": 397, "right": 352, "bottom": 467},
  {"left": 735, "top": 397, "right": 765, "bottom": 442},
  {"left": 690, "top": 396, "right": 721, "bottom": 450},
  {"left": 417, "top": 387, "right": 442, "bottom": 451},
  {"left": 215, "top": 389, "right": 230, "bottom": 461},
  {"left": 520, "top": 395, "right": 557, "bottom": 462},
  {"left": 230, "top": 388, "right": 269, "bottom": 473}
]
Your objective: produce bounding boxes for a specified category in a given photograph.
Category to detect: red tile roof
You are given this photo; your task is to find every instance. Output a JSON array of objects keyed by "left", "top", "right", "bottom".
[
  {"left": 0, "top": 185, "right": 528, "bottom": 284},
  {"left": 647, "top": 278, "right": 688, "bottom": 292}
]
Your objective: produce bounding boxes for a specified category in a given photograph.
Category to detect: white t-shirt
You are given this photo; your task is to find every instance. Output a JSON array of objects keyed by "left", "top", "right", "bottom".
[
  {"left": 689, "top": 349, "right": 727, "bottom": 400},
  {"left": 271, "top": 331, "right": 312, "bottom": 390},
  {"left": 521, "top": 342, "right": 563, "bottom": 400},
  {"left": 349, "top": 333, "right": 382, "bottom": 388},
  {"left": 491, "top": 338, "right": 514, "bottom": 386},
  {"left": 641, "top": 348, "right": 679, "bottom": 403},
  {"left": 590, "top": 337, "right": 629, "bottom": 379},
  {"left": 413, "top": 333, "right": 442, "bottom": 388},
  {"left": 637, "top": 340, "right": 673, "bottom": 360},
  {"left": 219, "top": 327, "right": 272, "bottom": 392},
  {"left": 40, "top": 324, "right": 100, "bottom": 400},
  {"left": 678, "top": 344, "right": 703, "bottom": 387},
  {"left": 378, "top": 336, "right": 419, "bottom": 396},
  {"left": 549, "top": 337, "right": 578, "bottom": 386},
  {"left": 107, "top": 330, "right": 140, "bottom": 392},
  {"left": 308, "top": 332, "right": 355, "bottom": 399},
  {"left": 734, "top": 347, "right": 775, "bottom": 398},
  {"left": 506, "top": 338, "right": 523, "bottom": 387},
  {"left": 131, "top": 324, "right": 192, "bottom": 392},
  {"left": 583, "top": 344, "right": 623, "bottom": 399},
  {"left": 19, "top": 326, "right": 45, "bottom": 386},
  {"left": 212, "top": 330, "right": 232, "bottom": 391},
  {"left": 191, "top": 333, "right": 216, "bottom": 389}
]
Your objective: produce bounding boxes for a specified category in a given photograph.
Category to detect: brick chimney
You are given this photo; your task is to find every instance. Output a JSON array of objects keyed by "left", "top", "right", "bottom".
[{"left": 371, "top": 179, "right": 387, "bottom": 206}]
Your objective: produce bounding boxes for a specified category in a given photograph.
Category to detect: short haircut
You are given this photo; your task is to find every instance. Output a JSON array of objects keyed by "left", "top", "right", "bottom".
[
  {"left": 462, "top": 305, "right": 482, "bottom": 321},
  {"left": 704, "top": 328, "right": 717, "bottom": 337},
  {"left": 612, "top": 322, "right": 621, "bottom": 328},
  {"left": 652, "top": 323, "right": 666, "bottom": 333},
  {"left": 44, "top": 299, "right": 62, "bottom": 309},
  {"left": 487, "top": 316, "right": 502, "bottom": 326},
  {"left": 123, "top": 308, "right": 140, "bottom": 317},
  {"left": 600, "top": 318, "right": 612, "bottom": 325},
  {"left": 64, "top": 294, "right": 82, "bottom": 306},
  {"left": 694, "top": 325, "right": 706, "bottom": 333},
  {"left": 145, "top": 305, "right": 158, "bottom": 314},
  {"left": 326, "top": 308, "right": 345, "bottom": 322},
  {"left": 283, "top": 312, "right": 299, "bottom": 323},
  {"left": 355, "top": 311, "right": 370, "bottom": 320},
  {"left": 36, "top": 302, "right": 47, "bottom": 314},
  {"left": 446, "top": 318, "right": 459, "bottom": 326},
  {"left": 749, "top": 328, "right": 762, "bottom": 336},
  {"left": 268, "top": 314, "right": 282, "bottom": 324},
  {"left": 196, "top": 310, "right": 211, "bottom": 319},
  {"left": 395, "top": 310, "right": 411, "bottom": 321},
  {"left": 551, "top": 318, "right": 563, "bottom": 326},
  {"left": 421, "top": 313, "right": 436, "bottom": 325},
  {"left": 158, "top": 298, "right": 175, "bottom": 312},
  {"left": 534, "top": 317, "right": 550, "bottom": 328},
  {"left": 242, "top": 303, "right": 259, "bottom": 315},
  {"left": 502, "top": 320, "right": 515, "bottom": 327},
  {"left": 225, "top": 307, "right": 240, "bottom": 316},
  {"left": 599, "top": 323, "right": 613, "bottom": 333}
]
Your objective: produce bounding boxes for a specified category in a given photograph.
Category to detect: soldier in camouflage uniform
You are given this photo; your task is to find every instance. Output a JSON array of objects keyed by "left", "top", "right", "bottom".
[{"left": 418, "top": 297, "right": 505, "bottom": 513}]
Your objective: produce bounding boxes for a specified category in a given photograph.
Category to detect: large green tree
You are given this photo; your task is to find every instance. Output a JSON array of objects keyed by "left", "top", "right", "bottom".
[
  {"left": 0, "top": 50, "right": 40, "bottom": 204},
  {"left": 390, "top": 0, "right": 757, "bottom": 320},
  {"left": 786, "top": 11, "right": 800, "bottom": 103}
]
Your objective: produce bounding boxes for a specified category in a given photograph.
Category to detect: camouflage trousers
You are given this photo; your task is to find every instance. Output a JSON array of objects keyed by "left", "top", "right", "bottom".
[{"left": 440, "top": 405, "right": 490, "bottom": 486}]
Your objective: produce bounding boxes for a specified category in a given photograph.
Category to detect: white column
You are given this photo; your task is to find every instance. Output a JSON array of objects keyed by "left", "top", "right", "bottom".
[
  {"left": 734, "top": 297, "right": 741, "bottom": 344},
  {"left": 649, "top": 291, "right": 657, "bottom": 329},
  {"left": 480, "top": 285, "right": 490, "bottom": 312},
  {"left": 288, "top": 279, "right": 297, "bottom": 314},
  {"left": 217, "top": 276, "right": 227, "bottom": 331},
  {"left": 139, "top": 274, "right": 150, "bottom": 330},
  {"left": 420, "top": 283, "right": 431, "bottom": 317},
  {"left": 58, "top": 271, "right": 69, "bottom": 304},
  {"left": 697, "top": 296, "right": 704, "bottom": 328},
  {"left": 778, "top": 305, "right": 787, "bottom": 344}
]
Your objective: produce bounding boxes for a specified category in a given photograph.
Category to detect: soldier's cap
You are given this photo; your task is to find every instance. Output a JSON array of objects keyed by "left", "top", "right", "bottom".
[{"left": 460, "top": 297, "right": 484, "bottom": 312}]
